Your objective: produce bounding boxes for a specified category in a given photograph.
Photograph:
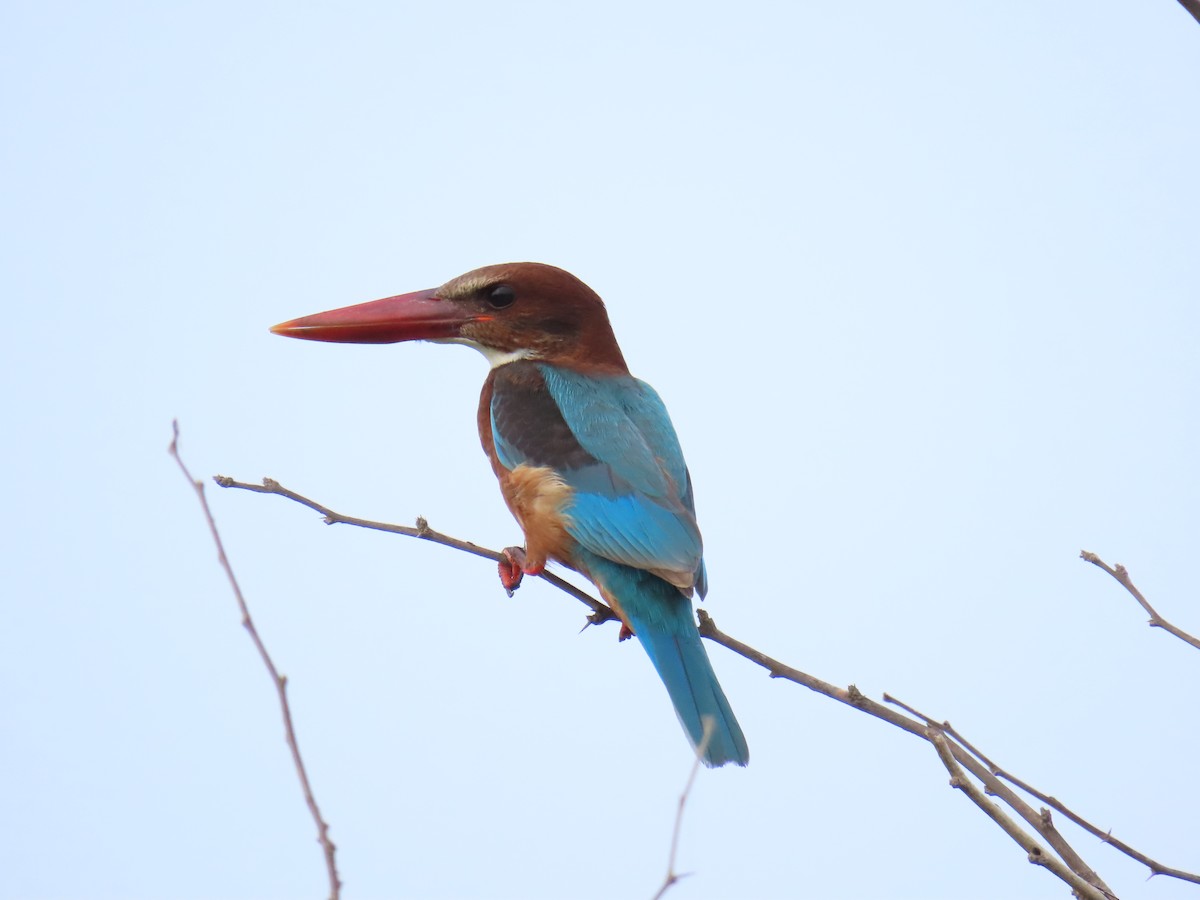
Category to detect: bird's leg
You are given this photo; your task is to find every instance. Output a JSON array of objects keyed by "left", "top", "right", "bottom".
[{"left": 619, "top": 623, "right": 635, "bottom": 642}]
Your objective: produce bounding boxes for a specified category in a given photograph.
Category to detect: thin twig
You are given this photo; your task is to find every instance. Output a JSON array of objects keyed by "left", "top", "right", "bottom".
[
  {"left": 214, "top": 476, "right": 616, "bottom": 626},
  {"left": 221, "top": 475, "right": 1200, "bottom": 892},
  {"left": 997, "top": 766, "right": 1199, "bottom": 884},
  {"left": 172, "top": 434, "right": 340, "bottom": 899},
  {"left": 927, "top": 729, "right": 1108, "bottom": 900},
  {"left": 1081, "top": 551, "right": 1200, "bottom": 651},
  {"left": 651, "top": 717, "right": 716, "bottom": 900},
  {"left": 881, "top": 694, "right": 1002, "bottom": 773}
]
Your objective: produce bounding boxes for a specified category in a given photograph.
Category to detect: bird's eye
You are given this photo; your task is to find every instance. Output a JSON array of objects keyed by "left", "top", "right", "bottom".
[{"left": 486, "top": 284, "right": 516, "bottom": 309}]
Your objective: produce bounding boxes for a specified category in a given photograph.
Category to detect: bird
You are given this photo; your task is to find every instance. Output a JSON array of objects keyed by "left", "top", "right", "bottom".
[{"left": 271, "top": 262, "right": 748, "bottom": 767}]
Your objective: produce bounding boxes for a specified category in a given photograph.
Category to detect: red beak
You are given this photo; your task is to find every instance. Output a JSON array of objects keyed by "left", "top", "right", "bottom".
[{"left": 270, "top": 288, "right": 478, "bottom": 344}]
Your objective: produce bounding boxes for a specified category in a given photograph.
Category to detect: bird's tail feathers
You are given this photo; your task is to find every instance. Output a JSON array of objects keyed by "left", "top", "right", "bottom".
[
  {"left": 583, "top": 553, "right": 748, "bottom": 767},
  {"left": 634, "top": 622, "right": 749, "bottom": 767}
]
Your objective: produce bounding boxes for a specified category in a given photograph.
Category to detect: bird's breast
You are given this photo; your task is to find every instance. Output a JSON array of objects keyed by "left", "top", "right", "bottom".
[{"left": 499, "top": 464, "right": 577, "bottom": 570}]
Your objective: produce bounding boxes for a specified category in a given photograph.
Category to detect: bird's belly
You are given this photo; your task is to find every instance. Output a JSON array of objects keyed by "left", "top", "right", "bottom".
[{"left": 501, "top": 464, "right": 576, "bottom": 569}]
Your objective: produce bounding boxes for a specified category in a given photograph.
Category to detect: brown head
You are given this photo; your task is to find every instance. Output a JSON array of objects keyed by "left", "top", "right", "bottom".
[{"left": 271, "top": 262, "right": 629, "bottom": 373}]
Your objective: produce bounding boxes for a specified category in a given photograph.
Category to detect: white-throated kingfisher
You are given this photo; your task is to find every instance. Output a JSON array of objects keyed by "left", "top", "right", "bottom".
[{"left": 271, "top": 263, "right": 749, "bottom": 767}]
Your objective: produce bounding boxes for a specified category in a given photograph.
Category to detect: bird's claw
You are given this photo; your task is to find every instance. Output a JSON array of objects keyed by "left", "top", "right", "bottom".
[
  {"left": 498, "top": 547, "right": 527, "bottom": 596},
  {"left": 498, "top": 546, "right": 545, "bottom": 596},
  {"left": 619, "top": 623, "right": 635, "bottom": 642}
]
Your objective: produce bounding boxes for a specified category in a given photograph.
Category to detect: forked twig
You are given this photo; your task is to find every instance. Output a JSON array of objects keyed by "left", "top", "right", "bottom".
[
  {"left": 927, "top": 729, "right": 1108, "bottom": 900},
  {"left": 884, "top": 694, "right": 1199, "bottom": 886},
  {"left": 172, "top": 433, "right": 340, "bottom": 899},
  {"left": 701, "top": 616, "right": 1117, "bottom": 897}
]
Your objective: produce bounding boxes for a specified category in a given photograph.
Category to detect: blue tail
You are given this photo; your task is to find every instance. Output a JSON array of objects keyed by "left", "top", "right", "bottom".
[{"left": 582, "top": 554, "right": 749, "bottom": 767}]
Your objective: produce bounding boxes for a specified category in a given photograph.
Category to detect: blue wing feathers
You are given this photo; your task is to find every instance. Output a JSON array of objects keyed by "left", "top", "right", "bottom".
[
  {"left": 535, "top": 365, "right": 704, "bottom": 582},
  {"left": 540, "top": 367, "right": 689, "bottom": 499},
  {"left": 566, "top": 493, "right": 700, "bottom": 575}
]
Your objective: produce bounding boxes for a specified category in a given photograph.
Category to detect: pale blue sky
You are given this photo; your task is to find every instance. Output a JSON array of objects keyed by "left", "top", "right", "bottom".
[{"left": 3, "top": 2, "right": 1198, "bottom": 898}]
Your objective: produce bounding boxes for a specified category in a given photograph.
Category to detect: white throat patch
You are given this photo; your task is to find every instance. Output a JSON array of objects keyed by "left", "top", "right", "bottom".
[{"left": 433, "top": 337, "right": 533, "bottom": 369}]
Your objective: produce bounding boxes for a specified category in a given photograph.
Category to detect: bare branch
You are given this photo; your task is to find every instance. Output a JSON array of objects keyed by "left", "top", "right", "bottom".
[
  {"left": 651, "top": 717, "right": 716, "bottom": 900},
  {"left": 214, "top": 476, "right": 616, "bottom": 626},
  {"left": 884, "top": 693, "right": 1199, "bottom": 885},
  {"left": 702, "top": 615, "right": 1114, "bottom": 895},
  {"left": 927, "top": 729, "right": 1109, "bottom": 900},
  {"left": 221, "top": 474, "right": 1200, "bottom": 893},
  {"left": 172, "top": 438, "right": 340, "bottom": 899},
  {"left": 882, "top": 695, "right": 1116, "bottom": 894},
  {"left": 1178, "top": 0, "right": 1200, "bottom": 26},
  {"left": 1081, "top": 550, "right": 1200, "bottom": 651}
]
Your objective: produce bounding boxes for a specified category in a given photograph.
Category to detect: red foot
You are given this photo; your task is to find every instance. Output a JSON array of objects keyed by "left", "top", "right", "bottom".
[
  {"left": 498, "top": 546, "right": 545, "bottom": 596},
  {"left": 498, "top": 547, "right": 527, "bottom": 596},
  {"left": 619, "top": 623, "right": 635, "bottom": 642}
]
